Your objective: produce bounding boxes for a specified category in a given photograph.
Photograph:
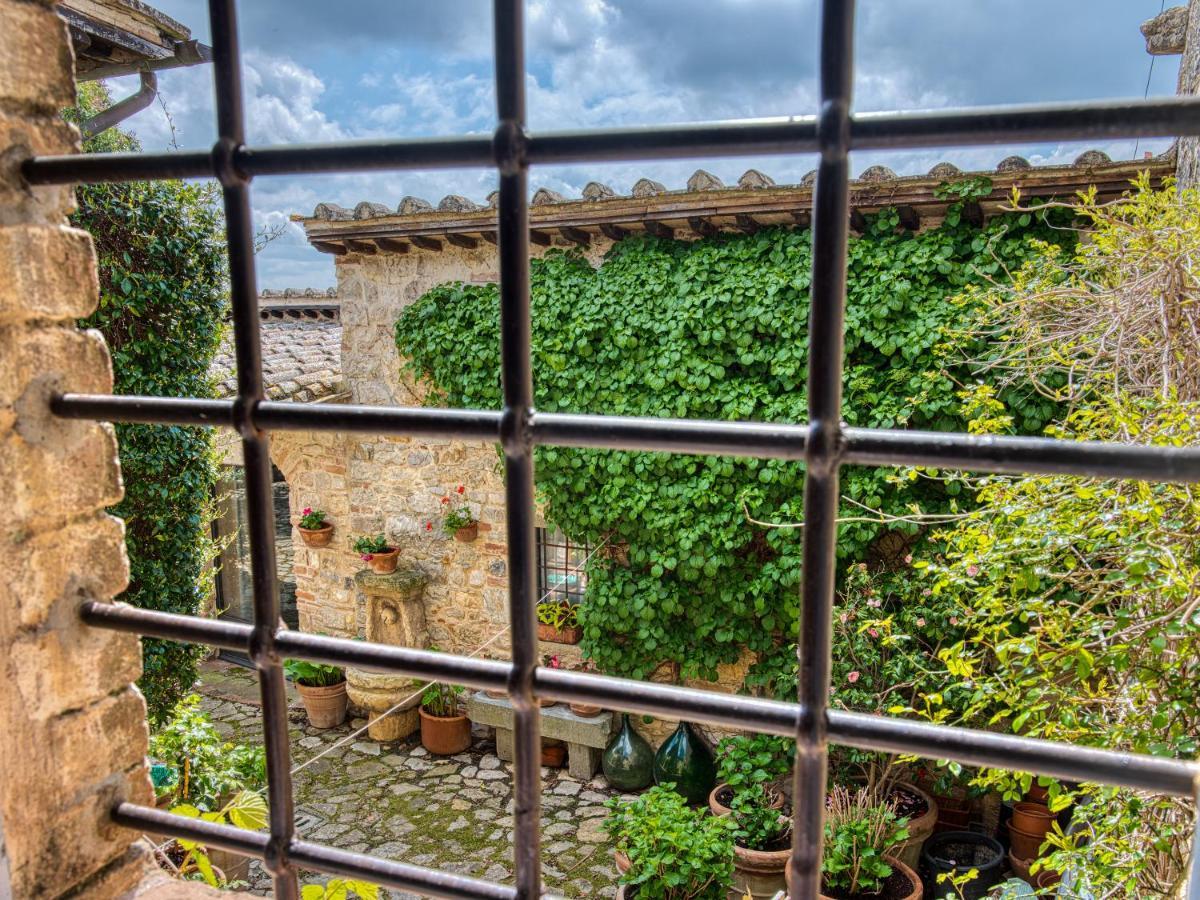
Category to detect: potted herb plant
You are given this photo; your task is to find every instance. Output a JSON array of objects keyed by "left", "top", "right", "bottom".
[
  {"left": 537, "top": 598, "right": 582, "bottom": 644},
  {"left": 817, "top": 786, "right": 921, "bottom": 900},
  {"left": 297, "top": 506, "right": 333, "bottom": 548},
  {"left": 440, "top": 484, "right": 478, "bottom": 542},
  {"left": 419, "top": 681, "right": 471, "bottom": 755},
  {"left": 709, "top": 733, "right": 791, "bottom": 817},
  {"left": 729, "top": 783, "right": 793, "bottom": 896},
  {"left": 284, "top": 659, "right": 348, "bottom": 729},
  {"left": 353, "top": 533, "right": 399, "bottom": 574},
  {"left": 603, "top": 785, "right": 735, "bottom": 899}
]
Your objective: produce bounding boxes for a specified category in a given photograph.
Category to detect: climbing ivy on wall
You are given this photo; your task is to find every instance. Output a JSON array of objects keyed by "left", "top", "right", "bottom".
[
  {"left": 69, "top": 85, "right": 228, "bottom": 722},
  {"left": 394, "top": 201, "right": 1071, "bottom": 683}
]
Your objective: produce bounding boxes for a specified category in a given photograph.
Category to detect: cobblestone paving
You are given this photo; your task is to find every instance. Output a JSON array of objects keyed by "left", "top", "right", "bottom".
[{"left": 197, "top": 663, "right": 622, "bottom": 898}]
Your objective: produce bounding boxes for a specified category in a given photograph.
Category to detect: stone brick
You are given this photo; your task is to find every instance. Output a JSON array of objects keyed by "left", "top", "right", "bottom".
[
  {"left": 0, "top": 226, "right": 99, "bottom": 323},
  {"left": 0, "top": 2, "right": 75, "bottom": 110}
]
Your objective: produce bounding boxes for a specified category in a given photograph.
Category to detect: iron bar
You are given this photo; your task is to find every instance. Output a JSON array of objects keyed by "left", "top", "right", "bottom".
[
  {"left": 790, "top": 0, "right": 856, "bottom": 892},
  {"left": 112, "top": 804, "right": 517, "bottom": 900},
  {"left": 208, "top": 1, "right": 297, "bottom": 895},
  {"left": 51, "top": 393, "right": 1200, "bottom": 482},
  {"left": 493, "top": 1, "right": 542, "bottom": 896},
  {"left": 81, "top": 602, "right": 1200, "bottom": 799},
  {"left": 24, "top": 96, "right": 1200, "bottom": 185}
]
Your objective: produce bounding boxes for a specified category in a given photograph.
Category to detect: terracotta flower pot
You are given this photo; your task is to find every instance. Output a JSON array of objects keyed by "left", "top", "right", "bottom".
[
  {"left": 569, "top": 702, "right": 603, "bottom": 717},
  {"left": 364, "top": 548, "right": 399, "bottom": 574},
  {"left": 1007, "top": 821, "right": 1049, "bottom": 860},
  {"left": 454, "top": 522, "right": 478, "bottom": 542},
  {"left": 733, "top": 835, "right": 791, "bottom": 898},
  {"left": 295, "top": 680, "right": 348, "bottom": 729},
  {"left": 419, "top": 707, "right": 471, "bottom": 755},
  {"left": 1008, "top": 850, "right": 1034, "bottom": 884},
  {"left": 298, "top": 523, "right": 333, "bottom": 548},
  {"left": 537, "top": 622, "right": 582, "bottom": 644},
  {"left": 542, "top": 744, "right": 567, "bottom": 767},
  {"left": 1011, "top": 801, "right": 1056, "bottom": 835},
  {"left": 485, "top": 688, "right": 508, "bottom": 700},
  {"left": 708, "top": 782, "right": 786, "bottom": 818},
  {"left": 805, "top": 854, "right": 923, "bottom": 900},
  {"left": 1025, "top": 782, "right": 1050, "bottom": 804},
  {"left": 891, "top": 780, "right": 939, "bottom": 871}
]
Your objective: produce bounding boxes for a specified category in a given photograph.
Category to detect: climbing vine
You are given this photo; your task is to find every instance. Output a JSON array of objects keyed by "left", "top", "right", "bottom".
[
  {"left": 394, "top": 202, "right": 1071, "bottom": 681},
  {"left": 70, "top": 84, "right": 228, "bottom": 722}
]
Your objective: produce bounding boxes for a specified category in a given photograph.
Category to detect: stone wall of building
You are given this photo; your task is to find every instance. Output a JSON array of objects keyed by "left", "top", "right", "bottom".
[
  {"left": 272, "top": 235, "right": 752, "bottom": 740},
  {"left": 0, "top": 2, "right": 220, "bottom": 896}
]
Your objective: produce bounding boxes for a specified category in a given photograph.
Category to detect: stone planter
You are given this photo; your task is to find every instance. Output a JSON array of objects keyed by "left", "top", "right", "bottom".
[
  {"left": 537, "top": 622, "right": 582, "bottom": 644},
  {"left": 298, "top": 523, "right": 333, "bottom": 548},
  {"left": 364, "top": 548, "right": 399, "bottom": 574},
  {"left": 419, "top": 707, "right": 472, "bottom": 755},
  {"left": 453, "top": 522, "right": 478, "bottom": 542},
  {"left": 295, "top": 680, "right": 348, "bottom": 729}
]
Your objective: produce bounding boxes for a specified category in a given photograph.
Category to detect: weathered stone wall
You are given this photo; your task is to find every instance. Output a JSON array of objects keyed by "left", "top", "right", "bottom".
[
  {"left": 0, "top": 2, "right": 220, "bottom": 896},
  {"left": 274, "top": 235, "right": 752, "bottom": 742}
]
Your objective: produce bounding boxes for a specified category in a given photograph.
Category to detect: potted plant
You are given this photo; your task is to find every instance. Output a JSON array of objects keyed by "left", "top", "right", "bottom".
[
  {"left": 284, "top": 658, "right": 348, "bottom": 729},
  {"left": 537, "top": 598, "right": 582, "bottom": 644},
  {"left": 817, "top": 785, "right": 920, "bottom": 900},
  {"left": 353, "top": 533, "right": 398, "bottom": 574},
  {"left": 297, "top": 506, "right": 333, "bottom": 548},
  {"left": 440, "top": 484, "right": 478, "bottom": 542},
  {"left": 419, "top": 681, "right": 471, "bottom": 755},
  {"left": 168, "top": 790, "right": 268, "bottom": 888},
  {"left": 537, "top": 654, "right": 560, "bottom": 707},
  {"left": 603, "top": 784, "right": 735, "bottom": 899},
  {"left": 729, "top": 783, "right": 792, "bottom": 896},
  {"left": 710, "top": 733, "right": 792, "bottom": 817}
]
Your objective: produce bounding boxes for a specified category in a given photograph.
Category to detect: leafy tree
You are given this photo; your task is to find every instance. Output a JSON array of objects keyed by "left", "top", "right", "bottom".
[
  {"left": 69, "top": 84, "right": 228, "bottom": 722},
  {"left": 394, "top": 203, "right": 1071, "bottom": 681}
]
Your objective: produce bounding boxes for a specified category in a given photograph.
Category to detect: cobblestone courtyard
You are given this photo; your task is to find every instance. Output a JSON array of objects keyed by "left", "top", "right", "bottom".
[{"left": 195, "top": 661, "right": 622, "bottom": 898}]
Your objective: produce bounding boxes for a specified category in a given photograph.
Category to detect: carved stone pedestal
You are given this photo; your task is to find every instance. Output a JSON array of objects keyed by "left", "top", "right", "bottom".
[{"left": 345, "top": 567, "right": 430, "bottom": 742}]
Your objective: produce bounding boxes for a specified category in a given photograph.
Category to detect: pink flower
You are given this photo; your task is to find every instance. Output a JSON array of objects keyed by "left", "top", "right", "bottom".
[
  {"left": 868, "top": 598, "right": 881, "bottom": 608},
  {"left": 921, "top": 588, "right": 932, "bottom": 597},
  {"left": 839, "top": 612, "right": 849, "bottom": 624},
  {"left": 904, "top": 554, "right": 913, "bottom": 564},
  {"left": 360, "top": 553, "right": 373, "bottom": 562},
  {"left": 302, "top": 507, "right": 312, "bottom": 515},
  {"left": 966, "top": 564, "right": 979, "bottom": 577},
  {"left": 847, "top": 671, "right": 860, "bottom": 684},
  {"left": 868, "top": 628, "right": 879, "bottom": 639},
  {"left": 949, "top": 616, "right": 959, "bottom": 626},
  {"left": 916, "top": 617, "right": 926, "bottom": 627}
]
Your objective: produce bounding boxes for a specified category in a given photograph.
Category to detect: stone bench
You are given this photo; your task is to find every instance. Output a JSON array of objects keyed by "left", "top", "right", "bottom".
[{"left": 466, "top": 691, "right": 616, "bottom": 780}]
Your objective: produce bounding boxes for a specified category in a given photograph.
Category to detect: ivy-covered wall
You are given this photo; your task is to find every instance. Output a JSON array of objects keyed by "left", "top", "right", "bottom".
[
  {"left": 70, "top": 85, "right": 228, "bottom": 723},
  {"left": 393, "top": 203, "right": 1072, "bottom": 685}
]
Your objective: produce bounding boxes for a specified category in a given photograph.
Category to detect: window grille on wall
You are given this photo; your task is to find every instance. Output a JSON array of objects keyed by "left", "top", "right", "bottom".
[
  {"left": 25, "top": 1, "right": 1200, "bottom": 897},
  {"left": 537, "top": 528, "right": 590, "bottom": 606}
]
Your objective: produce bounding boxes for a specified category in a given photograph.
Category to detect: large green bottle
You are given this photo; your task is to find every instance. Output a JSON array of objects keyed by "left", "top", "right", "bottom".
[
  {"left": 653, "top": 721, "right": 716, "bottom": 805},
  {"left": 602, "top": 713, "right": 655, "bottom": 791}
]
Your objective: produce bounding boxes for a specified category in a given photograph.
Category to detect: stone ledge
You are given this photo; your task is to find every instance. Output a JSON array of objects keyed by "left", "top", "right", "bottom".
[
  {"left": 353, "top": 567, "right": 428, "bottom": 595},
  {"left": 466, "top": 691, "right": 615, "bottom": 747}
]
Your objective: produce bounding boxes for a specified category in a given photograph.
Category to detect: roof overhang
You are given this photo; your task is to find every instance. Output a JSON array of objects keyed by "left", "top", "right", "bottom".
[
  {"left": 297, "top": 157, "right": 1172, "bottom": 257},
  {"left": 59, "top": 0, "right": 212, "bottom": 81}
]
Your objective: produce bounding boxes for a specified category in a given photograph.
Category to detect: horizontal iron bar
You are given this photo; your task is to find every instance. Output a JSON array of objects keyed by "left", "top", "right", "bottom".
[
  {"left": 54, "top": 393, "right": 1200, "bottom": 482},
  {"left": 23, "top": 97, "right": 1200, "bottom": 185},
  {"left": 853, "top": 95, "right": 1200, "bottom": 149},
  {"left": 85, "top": 603, "right": 1200, "bottom": 797},
  {"left": 112, "top": 804, "right": 516, "bottom": 900}
]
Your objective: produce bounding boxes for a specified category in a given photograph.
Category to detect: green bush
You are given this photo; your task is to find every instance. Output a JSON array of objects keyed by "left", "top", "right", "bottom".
[
  {"left": 394, "top": 202, "right": 1071, "bottom": 681},
  {"left": 68, "top": 84, "right": 227, "bottom": 722}
]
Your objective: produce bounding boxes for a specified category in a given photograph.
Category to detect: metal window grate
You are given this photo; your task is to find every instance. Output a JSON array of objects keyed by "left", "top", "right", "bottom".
[
  {"left": 537, "top": 528, "right": 591, "bottom": 607},
  {"left": 23, "top": 1, "right": 1200, "bottom": 897}
]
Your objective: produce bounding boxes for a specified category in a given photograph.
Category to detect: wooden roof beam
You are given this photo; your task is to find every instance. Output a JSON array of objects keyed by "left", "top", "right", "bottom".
[
  {"left": 312, "top": 240, "right": 347, "bottom": 256},
  {"left": 375, "top": 237, "right": 409, "bottom": 253},
  {"left": 410, "top": 235, "right": 444, "bottom": 251},
  {"left": 598, "top": 223, "right": 629, "bottom": 241},
  {"left": 529, "top": 229, "right": 552, "bottom": 247},
  {"left": 734, "top": 214, "right": 763, "bottom": 234},
  {"left": 896, "top": 206, "right": 920, "bottom": 231},
  {"left": 688, "top": 217, "right": 719, "bottom": 238},
  {"left": 345, "top": 239, "right": 377, "bottom": 255},
  {"left": 849, "top": 210, "right": 867, "bottom": 234},
  {"left": 559, "top": 226, "right": 591, "bottom": 247},
  {"left": 446, "top": 233, "right": 479, "bottom": 249},
  {"left": 643, "top": 221, "right": 674, "bottom": 240}
]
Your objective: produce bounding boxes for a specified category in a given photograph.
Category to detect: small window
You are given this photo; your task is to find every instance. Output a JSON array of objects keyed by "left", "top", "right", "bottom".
[{"left": 537, "top": 527, "right": 591, "bottom": 605}]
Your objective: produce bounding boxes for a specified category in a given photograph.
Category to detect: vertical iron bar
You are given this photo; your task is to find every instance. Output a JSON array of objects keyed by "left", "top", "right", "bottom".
[
  {"left": 207, "top": 1, "right": 298, "bottom": 896},
  {"left": 492, "top": 1, "right": 541, "bottom": 896},
  {"left": 791, "top": 0, "right": 856, "bottom": 895}
]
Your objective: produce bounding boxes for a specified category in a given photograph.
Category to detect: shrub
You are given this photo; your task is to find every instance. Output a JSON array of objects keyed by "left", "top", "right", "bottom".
[
  {"left": 603, "top": 785, "right": 735, "bottom": 899},
  {"left": 822, "top": 785, "right": 909, "bottom": 895},
  {"left": 394, "top": 205, "right": 1072, "bottom": 681},
  {"left": 68, "top": 84, "right": 227, "bottom": 723}
]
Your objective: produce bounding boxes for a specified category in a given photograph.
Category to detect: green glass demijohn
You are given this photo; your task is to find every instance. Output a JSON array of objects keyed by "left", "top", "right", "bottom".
[
  {"left": 652, "top": 720, "right": 716, "bottom": 805},
  {"left": 602, "top": 713, "right": 655, "bottom": 791}
]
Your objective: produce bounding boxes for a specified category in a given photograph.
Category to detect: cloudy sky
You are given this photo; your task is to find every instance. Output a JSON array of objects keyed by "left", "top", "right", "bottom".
[{"left": 106, "top": 1, "right": 1182, "bottom": 289}]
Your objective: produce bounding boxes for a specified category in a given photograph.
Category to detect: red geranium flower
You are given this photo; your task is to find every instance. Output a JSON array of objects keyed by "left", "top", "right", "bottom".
[{"left": 456, "top": 485, "right": 465, "bottom": 494}]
